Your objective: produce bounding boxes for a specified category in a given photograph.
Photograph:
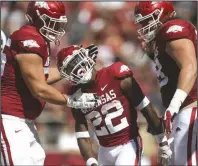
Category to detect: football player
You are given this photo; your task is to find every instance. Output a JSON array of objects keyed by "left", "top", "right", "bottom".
[
  {"left": 57, "top": 45, "right": 172, "bottom": 166},
  {"left": 134, "top": 1, "right": 197, "bottom": 165},
  {"left": 1, "top": 2, "right": 99, "bottom": 165}
]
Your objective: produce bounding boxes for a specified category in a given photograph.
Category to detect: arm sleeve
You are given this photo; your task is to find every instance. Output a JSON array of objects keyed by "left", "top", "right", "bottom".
[{"left": 131, "top": 77, "right": 149, "bottom": 109}]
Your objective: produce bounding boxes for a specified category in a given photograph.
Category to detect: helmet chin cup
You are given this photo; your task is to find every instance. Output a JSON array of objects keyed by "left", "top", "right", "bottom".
[{"left": 78, "top": 68, "right": 93, "bottom": 84}]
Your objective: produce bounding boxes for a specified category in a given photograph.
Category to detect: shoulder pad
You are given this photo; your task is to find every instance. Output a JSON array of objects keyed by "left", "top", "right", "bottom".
[
  {"left": 160, "top": 19, "right": 190, "bottom": 41},
  {"left": 10, "top": 25, "right": 48, "bottom": 59},
  {"left": 109, "top": 62, "right": 132, "bottom": 79}
]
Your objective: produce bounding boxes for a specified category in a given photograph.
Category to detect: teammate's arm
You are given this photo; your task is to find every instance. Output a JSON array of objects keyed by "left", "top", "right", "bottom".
[
  {"left": 120, "top": 77, "right": 164, "bottom": 135},
  {"left": 15, "top": 53, "right": 98, "bottom": 109},
  {"left": 166, "top": 39, "right": 197, "bottom": 94},
  {"left": 15, "top": 53, "right": 69, "bottom": 105},
  {"left": 165, "top": 38, "right": 197, "bottom": 111},
  {"left": 120, "top": 76, "right": 172, "bottom": 165},
  {"left": 72, "top": 109, "right": 98, "bottom": 166}
]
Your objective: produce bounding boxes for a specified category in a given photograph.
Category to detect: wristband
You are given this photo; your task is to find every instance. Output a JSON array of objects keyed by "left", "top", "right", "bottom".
[
  {"left": 75, "top": 131, "right": 90, "bottom": 139},
  {"left": 86, "top": 157, "right": 98, "bottom": 166},
  {"left": 136, "top": 97, "right": 150, "bottom": 111},
  {"left": 62, "top": 94, "right": 70, "bottom": 105},
  {"left": 169, "top": 89, "right": 187, "bottom": 110}
]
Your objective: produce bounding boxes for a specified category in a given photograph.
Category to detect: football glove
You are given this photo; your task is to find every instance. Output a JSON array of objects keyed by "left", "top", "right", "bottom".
[
  {"left": 158, "top": 141, "right": 172, "bottom": 166},
  {"left": 85, "top": 44, "right": 98, "bottom": 62},
  {"left": 163, "top": 107, "right": 178, "bottom": 135},
  {"left": 163, "top": 89, "right": 187, "bottom": 135},
  {"left": 67, "top": 89, "right": 100, "bottom": 109},
  {"left": 155, "top": 133, "right": 172, "bottom": 166}
]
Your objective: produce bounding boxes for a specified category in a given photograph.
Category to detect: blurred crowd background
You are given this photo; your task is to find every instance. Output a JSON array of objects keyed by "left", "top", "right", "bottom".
[{"left": 1, "top": 1, "right": 197, "bottom": 165}]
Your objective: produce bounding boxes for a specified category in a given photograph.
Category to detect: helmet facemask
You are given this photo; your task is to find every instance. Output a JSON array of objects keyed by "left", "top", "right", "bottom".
[
  {"left": 60, "top": 48, "right": 96, "bottom": 85},
  {"left": 135, "top": 8, "right": 163, "bottom": 42},
  {"left": 37, "top": 10, "right": 67, "bottom": 45}
]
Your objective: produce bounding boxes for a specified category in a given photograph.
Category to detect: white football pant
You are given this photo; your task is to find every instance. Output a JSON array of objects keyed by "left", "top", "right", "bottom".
[
  {"left": 1, "top": 114, "right": 46, "bottom": 165},
  {"left": 168, "top": 106, "right": 197, "bottom": 165},
  {"left": 98, "top": 136, "right": 143, "bottom": 165}
]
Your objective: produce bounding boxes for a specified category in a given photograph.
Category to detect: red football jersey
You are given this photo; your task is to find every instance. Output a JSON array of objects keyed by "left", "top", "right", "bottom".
[
  {"left": 74, "top": 62, "right": 141, "bottom": 147},
  {"left": 1, "top": 25, "right": 50, "bottom": 120},
  {"left": 153, "top": 19, "right": 197, "bottom": 108}
]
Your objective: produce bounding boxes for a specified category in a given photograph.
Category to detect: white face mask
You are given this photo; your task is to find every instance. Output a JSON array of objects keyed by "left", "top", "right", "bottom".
[
  {"left": 60, "top": 48, "right": 95, "bottom": 85},
  {"left": 135, "top": 8, "right": 163, "bottom": 42},
  {"left": 39, "top": 14, "right": 67, "bottom": 44},
  {"left": 78, "top": 68, "right": 93, "bottom": 84}
]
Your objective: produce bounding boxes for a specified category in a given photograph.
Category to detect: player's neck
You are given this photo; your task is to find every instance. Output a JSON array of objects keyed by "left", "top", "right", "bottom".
[
  {"left": 91, "top": 68, "right": 97, "bottom": 81},
  {"left": 84, "top": 68, "right": 97, "bottom": 87}
]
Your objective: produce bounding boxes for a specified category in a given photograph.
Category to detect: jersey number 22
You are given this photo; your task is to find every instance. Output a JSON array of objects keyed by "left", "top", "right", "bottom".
[{"left": 85, "top": 100, "right": 129, "bottom": 136}]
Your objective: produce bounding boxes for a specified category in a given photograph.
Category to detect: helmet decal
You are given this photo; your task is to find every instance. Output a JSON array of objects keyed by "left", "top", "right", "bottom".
[{"left": 35, "top": 2, "right": 49, "bottom": 9}]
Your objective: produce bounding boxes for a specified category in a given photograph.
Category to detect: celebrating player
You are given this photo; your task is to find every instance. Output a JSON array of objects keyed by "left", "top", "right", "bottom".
[
  {"left": 57, "top": 45, "right": 172, "bottom": 166},
  {"left": 134, "top": 1, "right": 197, "bottom": 165},
  {"left": 1, "top": 2, "right": 100, "bottom": 165}
]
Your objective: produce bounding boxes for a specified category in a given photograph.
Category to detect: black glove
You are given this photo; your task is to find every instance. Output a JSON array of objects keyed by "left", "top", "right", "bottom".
[{"left": 85, "top": 44, "right": 98, "bottom": 62}]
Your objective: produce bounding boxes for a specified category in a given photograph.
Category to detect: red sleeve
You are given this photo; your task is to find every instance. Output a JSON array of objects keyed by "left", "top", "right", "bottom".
[
  {"left": 10, "top": 27, "right": 48, "bottom": 61},
  {"left": 110, "top": 62, "right": 133, "bottom": 79},
  {"left": 161, "top": 20, "right": 191, "bottom": 41}
]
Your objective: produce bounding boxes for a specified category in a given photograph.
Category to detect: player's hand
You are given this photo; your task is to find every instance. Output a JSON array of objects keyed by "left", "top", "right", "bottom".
[
  {"left": 158, "top": 141, "right": 172, "bottom": 166},
  {"left": 163, "top": 108, "right": 178, "bottom": 135},
  {"left": 85, "top": 44, "right": 98, "bottom": 62},
  {"left": 67, "top": 89, "right": 100, "bottom": 109}
]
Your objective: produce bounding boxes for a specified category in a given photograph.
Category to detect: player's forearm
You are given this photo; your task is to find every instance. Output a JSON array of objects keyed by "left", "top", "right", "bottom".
[
  {"left": 141, "top": 104, "right": 168, "bottom": 145},
  {"left": 141, "top": 104, "right": 164, "bottom": 135},
  {"left": 32, "top": 83, "right": 68, "bottom": 105},
  {"left": 47, "top": 76, "right": 62, "bottom": 85},
  {"left": 77, "top": 138, "right": 98, "bottom": 165},
  {"left": 177, "top": 66, "right": 197, "bottom": 94},
  {"left": 167, "top": 66, "right": 196, "bottom": 112}
]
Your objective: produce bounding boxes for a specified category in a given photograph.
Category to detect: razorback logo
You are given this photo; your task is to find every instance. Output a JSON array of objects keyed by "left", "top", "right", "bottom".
[
  {"left": 21, "top": 40, "right": 40, "bottom": 48},
  {"left": 35, "top": 2, "right": 49, "bottom": 9},
  {"left": 166, "top": 25, "right": 184, "bottom": 33},
  {"left": 120, "top": 65, "right": 130, "bottom": 73}
]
